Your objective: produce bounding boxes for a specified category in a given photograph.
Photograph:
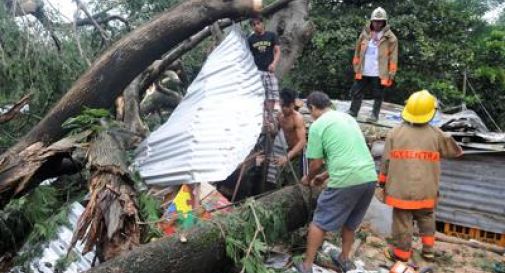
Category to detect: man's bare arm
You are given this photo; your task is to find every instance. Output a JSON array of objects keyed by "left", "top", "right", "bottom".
[{"left": 269, "top": 45, "right": 281, "bottom": 72}]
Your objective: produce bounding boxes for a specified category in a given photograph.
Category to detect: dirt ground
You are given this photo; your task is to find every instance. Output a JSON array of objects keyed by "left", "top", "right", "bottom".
[
  {"left": 357, "top": 232, "right": 505, "bottom": 272},
  {"left": 280, "top": 225, "right": 505, "bottom": 273}
]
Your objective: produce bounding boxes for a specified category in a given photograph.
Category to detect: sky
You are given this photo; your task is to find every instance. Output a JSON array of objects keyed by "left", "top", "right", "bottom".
[
  {"left": 483, "top": 2, "right": 505, "bottom": 23},
  {"left": 45, "top": 0, "right": 79, "bottom": 21}
]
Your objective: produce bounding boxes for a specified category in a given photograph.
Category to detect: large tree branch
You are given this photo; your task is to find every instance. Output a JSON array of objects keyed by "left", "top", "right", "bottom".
[
  {"left": 0, "top": 94, "right": 31, "bottom": 124},
  {"left": 74, "top": 14, "right": 130, "bottom": 29}
]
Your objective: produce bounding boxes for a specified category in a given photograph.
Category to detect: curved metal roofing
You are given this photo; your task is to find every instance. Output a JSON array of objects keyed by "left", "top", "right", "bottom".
[{"left": 135, "top": 28, "right": 265, "bottom": 186}]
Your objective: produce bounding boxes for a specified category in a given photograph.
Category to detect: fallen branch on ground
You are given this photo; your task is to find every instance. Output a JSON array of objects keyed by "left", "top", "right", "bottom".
[{"left": 435, "top": 232, "right": 505, "bottom": 255}]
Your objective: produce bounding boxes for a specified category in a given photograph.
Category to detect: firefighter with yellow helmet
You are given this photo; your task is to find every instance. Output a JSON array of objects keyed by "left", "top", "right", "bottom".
[
  {"left": 348, "top": 7, "right": 399, "bottom": 122},
  {"left": 378, "top": 90, "right": 463, "bottom": 261}
]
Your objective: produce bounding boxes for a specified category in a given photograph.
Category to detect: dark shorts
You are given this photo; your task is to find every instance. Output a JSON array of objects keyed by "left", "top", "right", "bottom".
[{"left": 313, "top": 181, "right": 375, "bottom": 232}]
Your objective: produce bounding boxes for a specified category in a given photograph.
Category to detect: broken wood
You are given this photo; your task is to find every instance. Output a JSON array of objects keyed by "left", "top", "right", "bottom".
[
  {"left": 0, "top": 131, "right": 90, "bottom": 208},
  {"left": 85, "top": 185, "right": 316, "bottom": 273},
  {"left": 70, "top": 129, "right": 140, "bottom": 262},
  {"left": 0, "top": 94, "right": 31, "bottom": 124},
  {"left": 435, "top": 232, "right": 505, "bottom": 255}
]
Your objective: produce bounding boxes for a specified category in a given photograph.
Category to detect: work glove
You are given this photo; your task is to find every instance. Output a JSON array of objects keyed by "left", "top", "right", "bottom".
[{"left": 382, "top": 78, "right": 394, "bottom": 88}]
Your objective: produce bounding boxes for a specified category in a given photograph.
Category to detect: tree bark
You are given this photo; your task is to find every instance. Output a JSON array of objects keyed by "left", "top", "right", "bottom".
[
  {"left": 122, "top": 77, "right": 149, "bottom": 137},
  {"left": 267, "top": 0, "right": 314, "bottom": 79},
  {"left": 140, "top": 87, "right": 182, "bottom": 117},
  {"left": 85, "top": 184, "right": 317, "bottom": 273},
  {"left": 3, "top": 0, "right": 261, "bottom": 156}
]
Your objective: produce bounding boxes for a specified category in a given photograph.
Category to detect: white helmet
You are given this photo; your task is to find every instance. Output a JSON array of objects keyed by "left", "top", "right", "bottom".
[{"left": 371, "top": 7, "right": 387, "bottom": 21}]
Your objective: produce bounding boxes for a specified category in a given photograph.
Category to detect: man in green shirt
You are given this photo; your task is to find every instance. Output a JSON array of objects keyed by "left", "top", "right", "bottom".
[{"left": 295, "top": 91, "right": 377, "bottom": 273}]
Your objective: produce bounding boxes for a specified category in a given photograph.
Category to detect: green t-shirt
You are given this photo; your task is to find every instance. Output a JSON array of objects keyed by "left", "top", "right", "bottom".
[{"left": 306, "top": 110, "right": 377, "bottom": 188}]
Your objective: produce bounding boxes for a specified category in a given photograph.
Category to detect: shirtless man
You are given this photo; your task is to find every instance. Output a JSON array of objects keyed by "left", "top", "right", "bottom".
[{"left": 275, "top": 88, "right": 306, "bottom": 171}]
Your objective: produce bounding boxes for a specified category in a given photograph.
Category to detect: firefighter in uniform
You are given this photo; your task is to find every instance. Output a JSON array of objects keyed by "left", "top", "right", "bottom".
[
  {"left": 348, "top": 7, "right": 398, "bottom": 122},
  {"left": 378, "top": 90, "right": 463, "bottom": 261}
]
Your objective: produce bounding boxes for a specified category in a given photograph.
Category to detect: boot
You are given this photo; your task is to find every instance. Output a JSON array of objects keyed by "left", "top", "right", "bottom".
[{"left": 370, "top": 98, "right": 382, "bottom": 122}]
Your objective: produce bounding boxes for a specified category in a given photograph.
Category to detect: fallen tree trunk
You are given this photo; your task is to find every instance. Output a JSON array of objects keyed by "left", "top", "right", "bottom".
[{"left": 86, "top": 184, "right": 317, "bottom": 273}]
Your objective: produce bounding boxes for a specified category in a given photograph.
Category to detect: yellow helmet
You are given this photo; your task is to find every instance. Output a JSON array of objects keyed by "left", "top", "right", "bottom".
[
  {"left": 371, "top": 7, "right": 387, "bottom": 21},
  {"left": 401, "top": 90, "right": 438, "bottom": 124}
]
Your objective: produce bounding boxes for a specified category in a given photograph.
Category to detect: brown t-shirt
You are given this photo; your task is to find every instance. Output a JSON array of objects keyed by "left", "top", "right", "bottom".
[{"left": 379, "top": 123, "right": 462, "bottom": 209}]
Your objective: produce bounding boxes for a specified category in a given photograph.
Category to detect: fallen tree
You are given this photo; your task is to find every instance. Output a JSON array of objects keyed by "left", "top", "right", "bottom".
[
  {"left": 0, "top": 0, "right": 263, "bottom": 207},
  {"left": 85, "top": 184, "right": 317, "bottom": 273},
  {"left": 2, "top": 0, "right": 262, "bottom": 157}
]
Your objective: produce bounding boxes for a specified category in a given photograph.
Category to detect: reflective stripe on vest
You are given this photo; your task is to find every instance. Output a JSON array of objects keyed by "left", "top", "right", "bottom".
[
  {"left": 378, "top": 172, "right": 387, "bottom": 184},
  {"left": 389, "top": 63, "right": 398, "bottom": 73},
  {"left": 393, "top": 247, "right": 412, "bottom": 261},
  {"left": 380, "top": 78, "right": 392, "bottom": 86},
  {"left": 390, "top": 150, "right": 440, "bottom": 162},
  {"left": 422, "top": 235, "right": 435, "bottom": 247},
  {"left": 385, "top": 195, "right": 436, "bottom": 209}
]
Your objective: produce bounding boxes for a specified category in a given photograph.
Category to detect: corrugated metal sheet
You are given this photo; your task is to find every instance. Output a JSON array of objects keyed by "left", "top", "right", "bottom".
[
  {"left": 438, "top": 152, "right": 505, "bottom": 234},
  {"left": 135, "top": 28, "right": 265, "bottom": 186},
  {"left": 11, "top": 202, "right": 94, "bottom": 273}
]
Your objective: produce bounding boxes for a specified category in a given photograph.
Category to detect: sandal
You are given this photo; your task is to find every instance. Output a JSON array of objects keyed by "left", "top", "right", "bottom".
[{"left": 330, "top": 252, "right": 356, "bottom": 273}]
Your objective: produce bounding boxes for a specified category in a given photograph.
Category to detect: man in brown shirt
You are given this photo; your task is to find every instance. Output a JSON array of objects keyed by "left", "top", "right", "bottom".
[
  {"left": 379, "top": 90, "right": 462, "bottom": 262},
  {"left": 275, "top": 88, "right": 306, "bottom": 183}
]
